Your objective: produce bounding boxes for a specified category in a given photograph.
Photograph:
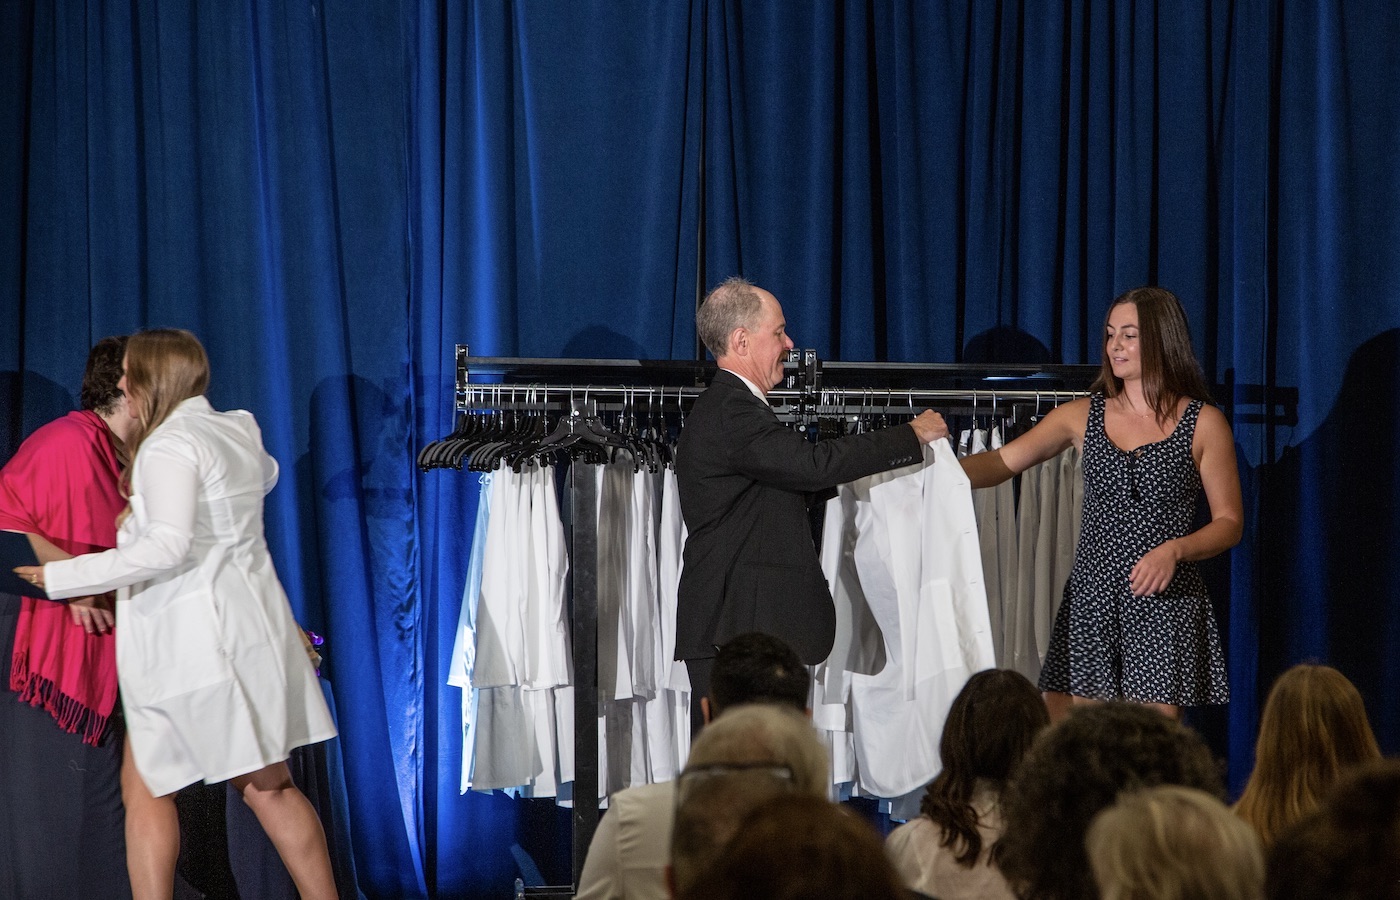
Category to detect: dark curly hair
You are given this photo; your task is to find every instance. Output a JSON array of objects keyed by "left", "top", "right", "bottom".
[
  {"left": 920, "top": 668, "right": 1049, "bottom": 866},
  {"left": 994, "top": 703, "right": 1224, "bottom": 900},
  {"left": 80, "top": 335, "right": 128, "bottom": 415}
]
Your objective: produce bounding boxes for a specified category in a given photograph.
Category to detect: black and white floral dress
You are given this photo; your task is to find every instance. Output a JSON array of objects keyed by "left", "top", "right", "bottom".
[{"left": 1038, "top": 393, "right": 1229, "bottom": 705}]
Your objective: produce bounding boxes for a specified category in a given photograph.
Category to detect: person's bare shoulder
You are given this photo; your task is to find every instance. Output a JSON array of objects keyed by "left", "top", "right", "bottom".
[
  {"left": 1040, "top": 395, "right": 1091, "bottom": 440},
  {"left": 1193, "top": 403, "right": 1235, "bottom": 441}
]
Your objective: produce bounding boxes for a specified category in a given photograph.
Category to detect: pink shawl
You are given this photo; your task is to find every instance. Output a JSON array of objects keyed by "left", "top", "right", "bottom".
[{"left": 0, "top": 410, "right": 125, "bottom": 745}]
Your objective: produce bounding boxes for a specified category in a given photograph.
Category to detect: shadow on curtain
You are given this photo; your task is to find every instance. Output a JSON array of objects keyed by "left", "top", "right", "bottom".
[
  {"left": 5, "top": 1, "right": 1400, "bottom": 898},
  {"left": 2, "top": 1, "right": 424, "bottom": 896}
]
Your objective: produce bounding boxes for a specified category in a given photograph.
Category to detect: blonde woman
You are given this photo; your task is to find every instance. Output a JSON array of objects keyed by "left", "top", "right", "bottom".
[
  {"left": 1088, "top": 785, "right": 1264, "bottom": 900},
  {"left": 1233, "top": 663, "right": 1381, "bottom": 846},
  {"left": 16, "top": 329, "right": 337, "bottom": 900}
]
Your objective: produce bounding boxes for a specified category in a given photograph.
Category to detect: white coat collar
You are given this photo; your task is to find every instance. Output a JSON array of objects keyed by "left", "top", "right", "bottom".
[{"left": 167, "top": 395, "right": 214, "bottom": 419}]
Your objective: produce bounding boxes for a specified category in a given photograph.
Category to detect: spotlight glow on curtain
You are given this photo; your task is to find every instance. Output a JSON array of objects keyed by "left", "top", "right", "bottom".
[{"left": 5, "top": 2, "right": 1400, "bottom": 897}]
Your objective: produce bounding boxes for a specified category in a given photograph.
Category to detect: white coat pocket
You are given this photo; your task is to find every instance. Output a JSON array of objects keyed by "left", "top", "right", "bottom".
[{"left": 121, "top": 589, "right": 234, "bottom": 706}]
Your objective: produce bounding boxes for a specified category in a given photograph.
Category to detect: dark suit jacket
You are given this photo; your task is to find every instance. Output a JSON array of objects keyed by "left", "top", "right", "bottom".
[{"left": 673, "top": 369, "right": 922, "bottom": 664}]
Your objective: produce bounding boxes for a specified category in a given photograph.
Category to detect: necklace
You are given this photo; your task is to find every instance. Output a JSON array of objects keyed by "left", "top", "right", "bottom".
[{"left": 1118, "top": 398, "right": 1153, "bottom": 418}]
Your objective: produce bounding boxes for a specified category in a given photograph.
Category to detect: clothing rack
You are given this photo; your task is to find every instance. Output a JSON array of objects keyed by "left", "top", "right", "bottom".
[
  {"left": 436, "top": 348, "right": 1100, "bottom": 899},
  {"left": 453, "top": 346, "right": 1098, "bottom": 421}
]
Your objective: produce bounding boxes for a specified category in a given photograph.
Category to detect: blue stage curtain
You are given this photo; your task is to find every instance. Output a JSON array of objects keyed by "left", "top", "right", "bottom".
[
  {"left": 411, "top": 2, "right": 704, "bottom": 894},
  {"left": 5, "top": 2, "right": 1400, "bottom": 898},
  {"left": 1, "top": 2, "right": 426, "bottom": 896}
]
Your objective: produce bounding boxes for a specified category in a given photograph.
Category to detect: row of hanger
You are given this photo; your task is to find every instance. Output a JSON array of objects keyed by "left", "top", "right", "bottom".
[
  {"left": 417, "top": 386, "right": 685, "bottom": 473},
  {"left": 418, "top": 384, "right": 1080, "bottom": 473},
  {"left": 794, "top": 388, "right": 1074, "bottom": 441}
]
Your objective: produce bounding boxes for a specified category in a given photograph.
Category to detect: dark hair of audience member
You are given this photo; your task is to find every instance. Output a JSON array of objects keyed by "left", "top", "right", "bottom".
[
  {"left": 80, "top": 335, "right": 129, "bottom": 415},
  {"left": 1265, "top": 758, "right": 1400, "bottom": 900},
  {"left": 920, "top": 668, "right": 1049, "bottom": 866},
  {"left": 709, "top": 631, "right": 808, "bottom": 717},
  {"left": 994, "top": 702, "right": 1224, "bottom": 900},
  {"left": 679, "top": 794, "right": 907, "bottom": 900},
  {"left": 1234, "top": 663, "right": 1381, "bottom": 846}
]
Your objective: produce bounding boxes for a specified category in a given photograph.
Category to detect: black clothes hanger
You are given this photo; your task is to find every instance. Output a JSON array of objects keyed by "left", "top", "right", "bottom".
[{"left": 511, "top": 391, "right": 630, "bottom": 469}]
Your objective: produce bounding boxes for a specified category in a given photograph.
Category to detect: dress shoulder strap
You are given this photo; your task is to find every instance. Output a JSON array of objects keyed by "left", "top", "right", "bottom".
[
  {"left": 1176, "top": 398, "right": 1205, "bottom": 442},
  {"left": 1084, "top": 393, "right": 1108, "bottom": 444}
]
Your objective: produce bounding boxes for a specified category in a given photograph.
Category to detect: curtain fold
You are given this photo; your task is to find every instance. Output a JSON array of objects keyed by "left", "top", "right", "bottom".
[
  {"left": 420, "top": 2, "right": 703, "bottom": 893},
  {"left": 5, "top": 2, "right": 1400, "bottom": 897},
  {"left": 4, "top": 2, "right": 426, "bottom": 895}
]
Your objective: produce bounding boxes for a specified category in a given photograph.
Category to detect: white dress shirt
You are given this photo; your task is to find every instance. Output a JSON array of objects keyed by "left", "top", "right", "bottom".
[{"left": 574, "top": 781, "right": 675, "bottom": 900}]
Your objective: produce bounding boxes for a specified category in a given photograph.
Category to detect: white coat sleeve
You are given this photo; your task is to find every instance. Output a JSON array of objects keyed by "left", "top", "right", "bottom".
[
  {"left": 42, "top": 436, "right": 201, "bottom": 599},
  {"left": 262, "top": 450, "right": 279, "bottom": 492}
]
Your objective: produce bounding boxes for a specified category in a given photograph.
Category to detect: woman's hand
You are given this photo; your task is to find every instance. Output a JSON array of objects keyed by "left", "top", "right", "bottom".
[
  {"left": 13, "top": 565, "right": 43, "bottom": 590},
  {"left": 1128, "top": 542, "right": 1181, "bottom": 597},
  {"left": 69, "top": 594, "right": 116, "bottom": 635}
]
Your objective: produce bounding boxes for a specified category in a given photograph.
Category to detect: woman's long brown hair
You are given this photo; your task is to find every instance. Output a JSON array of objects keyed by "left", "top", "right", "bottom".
[
  {"left": 1233, "top": 664, "right": 1382, "bottom": 846},
  {"left": 1089, "top": 286, "right": 1214, "bottom": 426},
  {"left": 120, "top": 328, "right": 210, "bottom": 492},
  {"left": 920, "top": 669, "right": 1049, "bottom": 866}
]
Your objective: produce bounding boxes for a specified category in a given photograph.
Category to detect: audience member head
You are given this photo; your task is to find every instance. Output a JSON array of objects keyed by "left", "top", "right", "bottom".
[
  {"left": 678, "top": 794, "right": 906, "bottom": 900},
  {"left": 1265, "top": 759, "right": 1400, "bottom": 900},
  {"left": 668, "top": 704, "right": 828, "bottom": 896},
  {"left": 920, "top": 668, "right": 1049, "bottom": 865},
  {"left": 80, "top": 335, "right": 129, "bottom": 417},
  {"left": 1087, "top": 785, "right": 1264, "bottom": 900},
  {"left": 706, "top": 631, "right": 808, "bottom": 721},
  {"left": 1234, "top": 663, "right": 1381, "bottom": 846},
  {"left": 995, "top": 702, "right": 1224, "bottom": 900},
  {"left": 122, "top": 328, "right": 211, "bottom": 457},
  {"left": 695, "top": 276, "right": 764, "bottom": 360}
]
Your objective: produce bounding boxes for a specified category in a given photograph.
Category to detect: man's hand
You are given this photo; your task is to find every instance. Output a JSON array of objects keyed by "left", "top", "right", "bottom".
[{"left": 909, "top": 410, "right": 949, "bottom": 445}]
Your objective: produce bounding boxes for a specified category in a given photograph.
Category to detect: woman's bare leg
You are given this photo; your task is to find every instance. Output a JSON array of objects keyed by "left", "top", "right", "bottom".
[
  {"left": 1045, "top": 690, "right": 1181, "bottom": 722},
  {"left": 1143, "top": 701, "right": 1182, "bottom": 720},
  {"left": 120, "top": 735, "right": 181, "bottom": 900},
  {"left": 229, "top": 761, "right": 336, "bottom": 900}
]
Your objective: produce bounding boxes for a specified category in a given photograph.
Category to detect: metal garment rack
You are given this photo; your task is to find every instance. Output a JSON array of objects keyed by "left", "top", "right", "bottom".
[
  {"left": 453, "top": 346, "right": 1099, "bottom": 418},
  {"left": 446, "top": 347, "right": 1099, "bottom": 899}
]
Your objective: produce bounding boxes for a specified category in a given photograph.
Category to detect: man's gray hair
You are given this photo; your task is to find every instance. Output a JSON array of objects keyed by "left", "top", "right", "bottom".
[
  {"left": 696, "top": 276, "right": 764, "bottom": 359},
  {"left": 669, "top": 705, "right": 829, "bottom": 893}
]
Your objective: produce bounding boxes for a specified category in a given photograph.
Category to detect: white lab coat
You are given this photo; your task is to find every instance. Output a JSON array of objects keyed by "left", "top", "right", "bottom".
[
  {"left": 44, "top": 396, "right": 335, "bottom": 797},
  {"left": 848, "top": 439, "right": 995, "bottom": 799},
  {"left": 470, "top": 463, "right": 574, "bottom": 795}
]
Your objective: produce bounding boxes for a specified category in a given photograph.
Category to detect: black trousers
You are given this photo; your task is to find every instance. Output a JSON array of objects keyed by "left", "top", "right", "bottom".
[
  {"left": 683, "top": 657, "right": 714, "bottom": 739},
  {"left": 0, "top": 593, "right": 131, "bottom": 900}
]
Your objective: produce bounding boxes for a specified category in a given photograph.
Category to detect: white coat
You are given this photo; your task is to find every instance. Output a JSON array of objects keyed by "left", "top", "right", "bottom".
[
  {"left": 44, "top": 396, "right": 336, "bottom": 797},
  {"left": 848, "top": 439, "right": 996, "bottom": 799}
]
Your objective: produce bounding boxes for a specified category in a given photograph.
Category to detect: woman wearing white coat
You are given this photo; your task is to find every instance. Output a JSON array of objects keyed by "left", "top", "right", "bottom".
[{"left": 16, "top": 329, "right": 338, "bottom": 900}]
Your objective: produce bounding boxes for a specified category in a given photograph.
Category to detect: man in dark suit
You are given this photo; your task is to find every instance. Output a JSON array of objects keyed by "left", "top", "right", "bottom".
[{"left": 674, "top": 276, "right": 948, "bottom": 725}]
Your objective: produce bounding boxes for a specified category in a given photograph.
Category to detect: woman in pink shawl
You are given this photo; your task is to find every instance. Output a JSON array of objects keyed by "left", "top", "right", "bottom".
[{"left": 0, "top": 336, "right": 135, "bottom": 899}]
